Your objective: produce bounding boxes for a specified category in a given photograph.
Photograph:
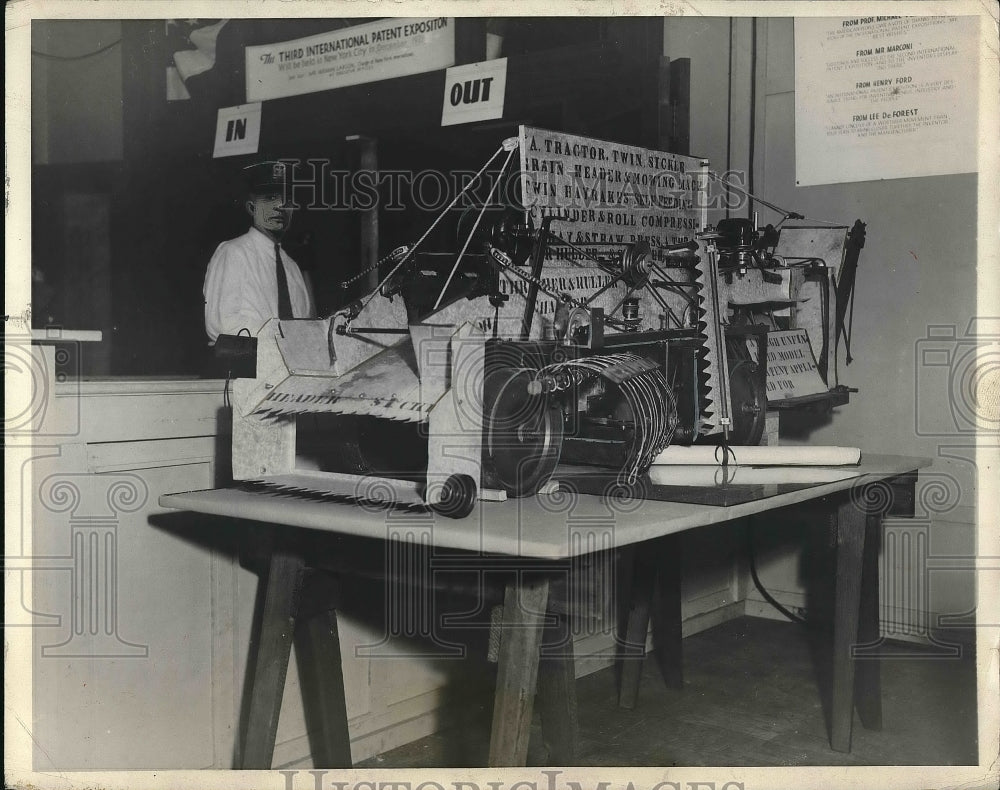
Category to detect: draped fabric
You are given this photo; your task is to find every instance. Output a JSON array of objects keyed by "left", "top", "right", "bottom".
[
  {"left": 165, "top": 19, "right": 355, "bottom": 103},
  {"left": 165, "top": 19, "right": 229, "bottom": 101}
]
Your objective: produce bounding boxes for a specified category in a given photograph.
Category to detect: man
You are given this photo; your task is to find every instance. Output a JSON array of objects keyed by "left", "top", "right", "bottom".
[{"left": 204, "top": 161, "right": 314, "bottom": 343}]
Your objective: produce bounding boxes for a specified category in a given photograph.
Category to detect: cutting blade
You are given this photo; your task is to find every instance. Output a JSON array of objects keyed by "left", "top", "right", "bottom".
[{"left": 692, "top": 246, "right": 732, "bottom": 435}]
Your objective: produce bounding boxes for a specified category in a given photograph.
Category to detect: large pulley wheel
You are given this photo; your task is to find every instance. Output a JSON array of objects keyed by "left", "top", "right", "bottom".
[
  {"left": 482, "top": 367, "right": 564, "bottom": 496},
  {"left": 729, "top": 359, "right": 767, "bottom": 446},
  {"left": 489, "top": 210, "right": 535, "bottom": 266}
]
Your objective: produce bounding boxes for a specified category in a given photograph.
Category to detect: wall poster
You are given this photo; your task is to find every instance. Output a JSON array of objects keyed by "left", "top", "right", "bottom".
[{"left": 794, "top": 15, "right": 979, "bottom": 185}]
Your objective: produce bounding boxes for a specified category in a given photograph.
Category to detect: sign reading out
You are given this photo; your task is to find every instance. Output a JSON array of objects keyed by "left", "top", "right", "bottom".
[
  {"left": 441, "top": 58, "right": 507, "bottom": 127},
  {"left": 213, "top": 103, "right": 262, "bottom": 158},
  {"left": 517, "top": 126, "right": 708, "bottom": 267},
  {"left": 246, "top": 18, "right": 455, "bottom": 102}
]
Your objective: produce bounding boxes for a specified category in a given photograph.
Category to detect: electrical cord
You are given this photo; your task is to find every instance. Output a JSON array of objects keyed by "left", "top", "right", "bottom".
[
  {"left": 221, "top": 327, "right": 254, "bottom": 409},
  {"left": 32, "top": 40, "right": 122, "bottom": 60},
  {"left": 708, "top": 171, "right": 805, "bottom": 224},
  {"left": 747, "top": 519, "right": 807, "bottom": 625}
]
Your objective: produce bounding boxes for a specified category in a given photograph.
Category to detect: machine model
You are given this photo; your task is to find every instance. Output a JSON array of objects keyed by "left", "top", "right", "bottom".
[{"left": 225, "top": 130, "right": 863, "bottom": 517}]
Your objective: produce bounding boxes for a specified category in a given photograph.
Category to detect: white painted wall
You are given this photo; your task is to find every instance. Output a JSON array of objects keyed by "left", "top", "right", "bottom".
[{"left": 664, "top": 15, "right": 978, "bottom": 638}]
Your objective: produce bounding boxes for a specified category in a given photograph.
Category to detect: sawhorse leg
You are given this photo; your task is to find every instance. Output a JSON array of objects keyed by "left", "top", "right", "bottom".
[
  {"left": 241, "top": 548, "right": 304, "bottom": 769},
  {"left": 830, "top": 494, "right": 883, "bottom": 752},
  {"left": 537, "top": 578, "right": 578, "bottom": 765},
  {"left": 295, "top": 571, "right": 353, "bottom": 767},
  {"left": 852, "top": 473, "right": 918, "bottom": 733},
  {"left": 240, "top": 545, "right": 352, "bottom": 768},
  {"left": 652, "top": 534, "right": 685, "bottom": 689},
  {"left": 854, "top": 512, "right": 884, "bottom": 731},
  {"left": 488, "top": 573, "right": 550, "bottom": 766},
  {"left": 617, "top": 534, "right": 683, "bottom": 709}
]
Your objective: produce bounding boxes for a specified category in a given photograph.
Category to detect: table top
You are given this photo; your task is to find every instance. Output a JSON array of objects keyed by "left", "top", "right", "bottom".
[{"left": 159, "top": 454, "right": 930, "bottom": 560}]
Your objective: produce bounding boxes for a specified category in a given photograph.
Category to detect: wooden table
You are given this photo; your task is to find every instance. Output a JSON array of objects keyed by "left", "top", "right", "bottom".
[{"left": 160, "top": 453, "right": 928, "bottom": 767}]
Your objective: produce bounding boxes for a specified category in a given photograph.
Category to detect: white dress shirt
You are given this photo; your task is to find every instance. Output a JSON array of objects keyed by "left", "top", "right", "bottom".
[{"left": 203, "top": 227, "right": 315, "bottom": 342}]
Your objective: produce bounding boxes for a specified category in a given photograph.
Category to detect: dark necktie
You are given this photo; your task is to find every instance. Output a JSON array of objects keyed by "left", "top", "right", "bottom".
[{"left": 274, "top": 243, "right": 293, "bottom": 319}]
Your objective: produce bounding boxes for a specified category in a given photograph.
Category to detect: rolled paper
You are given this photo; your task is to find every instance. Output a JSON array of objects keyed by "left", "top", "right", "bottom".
[
  {"left": 651, "top": 445, "right": 862, "bottom": 467},
  {"left": 647, "top": 465, "right": 860, "bottom": 487}
]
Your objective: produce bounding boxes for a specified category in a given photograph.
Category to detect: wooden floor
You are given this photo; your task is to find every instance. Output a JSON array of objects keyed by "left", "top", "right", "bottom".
[{"left": 357, "top": 615, "right": 978, "bottom": 767}]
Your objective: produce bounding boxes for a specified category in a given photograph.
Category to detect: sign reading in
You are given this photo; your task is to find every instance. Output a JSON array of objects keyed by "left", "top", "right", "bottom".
[
  {"left": 441, "top": 58, "right": 507, "bottom": 127},
  {"left": 517, "top": 126, "right": 708, "bottom": 267},
  {"left": 246, "top": 18, "right": 455, "bottom": 102},
  {"left": 213, "top": 103, "right": 262, "bottom": 158}
]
